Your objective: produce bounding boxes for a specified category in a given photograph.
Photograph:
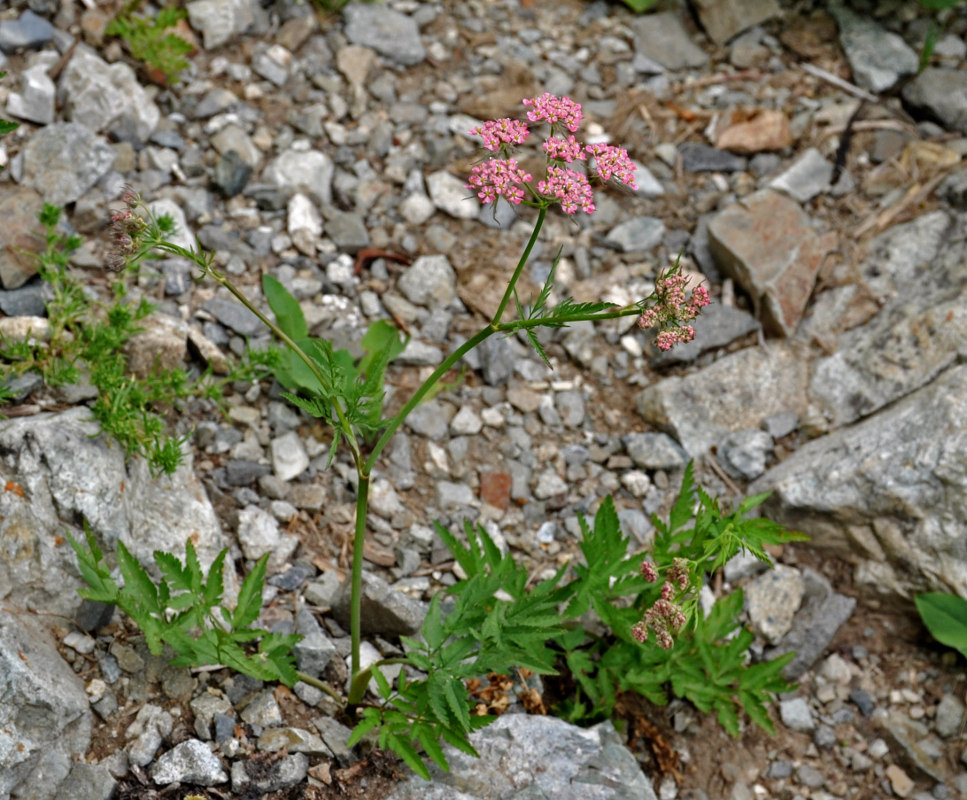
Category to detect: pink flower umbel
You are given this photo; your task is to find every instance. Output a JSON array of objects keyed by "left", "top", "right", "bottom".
[
  {"left": 537, "top": 166, "right": 595, "bottom": 215},
  {"left": 638, "top": 269, "right": 711, "bottom": 351},
  {"left": 632, "top": 598, "right": 688, "bottom": 650},
  {"left": 469, "top": 118, "right": 530, "bottom": 151},
  {"left": 466, "top": 158, "right": 533, "bottom": 205},
  {"left": 522, "top": 93, "right": 583, "bottom": 132},
  {"left": 543, "top": 135, "right": 585, "bottom": 163},
  {"left": 586, "top": 143, "right": 638, "bottom": 190}
]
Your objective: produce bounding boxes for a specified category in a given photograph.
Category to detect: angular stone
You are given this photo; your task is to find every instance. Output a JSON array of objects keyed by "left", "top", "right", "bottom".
[
  {"left": 20, "top": 122, "right": 116, "bottom": 206},
  {"left": 232, "top": 753, "right": 308, "bottom": 793},
  {"left": 604, "top": 216, "right": 665, "bottom": 253},
  {"left": 270, "top": 430, "right": 309, "bottom": 482},
  {"left": 779, "top": 696, "right": 815, "bottom": 733},
  {"left": 630, "top": 12, "right": 708, "bottom": 70},
  {"left": 398, "top": 254, "right": 458, "bottom": 308},
  {"left": 768, "top": 147, "right": 834, "bottom": 203},
  {"left": 708, "top": 189, "right": 837, "bottom": 336},
  {"left": 716, "top": 109, "right": 792, "bottom": 153},
  {"left": 0, "top": 610, "right": 92, "bottom": 797},
  {"left": 636, "top": 341, "right": 809, "bottom": 457},
  {"left": 6, "top": 62, "right": 55, "bottom": 125},
  {"left": 678, "top": 142, "right": 747, "bottom": 173},
  {"left": 902, "top": 68, "right": 967, "bottom": 135},
  {"left": 202, "top": 295, "right": 262, "bottom": 336},
  {"left": 0, "top": 185, "right": 45, "bottom": 290},
  {"left": 745, "top": 565, "right": 805, "bottom": 644},
  {"left": 59, "top": 44, "right": 161, "bottom": 143},
  {"left": 0, "top": 10, "right": 55, "bottom": 53},
  {"left": 237, "top": 505, "right": 281, "bottom": 560},
  {"left": 187, "top": 0, "right": 263, "bottom": 49},
  {"left": 343, "top": 4, "right": 425, "bottom": 66},
  {"left": 830, "top": 5, "right": 918, "bottom": 93},
  {"left": 754, "top": 365, "right": 967, "bottom": 601},
  {"left": 692, "top": 0, "right": 780, "bottom": 45},
  {"left": 331, "top": 571, "right": 426, "bottom": 636},
  {"left": 263, "top": 148, "right": 334, "bottom": 208},
  {"left": 151, "top": 739, "right": 228, "bottom": 786},
  {"left": 427, "top": 170, "right": 479, "bottom": 219},
  {"left": 385, "top": 716, "right": 657, "bottom": 800}
]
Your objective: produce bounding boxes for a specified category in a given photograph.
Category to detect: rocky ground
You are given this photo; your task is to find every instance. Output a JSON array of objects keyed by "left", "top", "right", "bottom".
[{"left": 2, "top": 0, "right": 967, "bottom": 798}]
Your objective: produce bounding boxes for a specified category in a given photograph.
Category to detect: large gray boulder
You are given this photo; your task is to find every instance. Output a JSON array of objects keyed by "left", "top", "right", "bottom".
[
  {"left": 0, "top": 408, "right": 231, "bottom": 622},
  {"left": 752, "top": 364, "right": 967, "bottom": 600},
  {"left": 0, "top": 610, "right": 92, "bottom": 798},
  {"left": 385, "top": 714, "right": 657, "bottom": 800}
]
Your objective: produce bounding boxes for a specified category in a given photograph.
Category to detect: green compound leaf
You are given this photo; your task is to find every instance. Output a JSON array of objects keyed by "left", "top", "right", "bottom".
[
  {"left": 263, "top": 274, "right": 309, "bottom": 340},
  {"left": 233, "top": 553, "right": 269, "bottom": 630}
]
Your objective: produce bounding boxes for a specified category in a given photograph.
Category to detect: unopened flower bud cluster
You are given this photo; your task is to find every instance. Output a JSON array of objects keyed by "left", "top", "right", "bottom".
[
  {"left": 633, "top": 558, "right": 691, "bottom": 649},
  {"left": 638, "top": 272, "right": 711, "bottom": 351}
]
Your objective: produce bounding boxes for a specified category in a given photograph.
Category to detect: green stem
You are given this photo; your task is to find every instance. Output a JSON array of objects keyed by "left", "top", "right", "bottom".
[
  {"left": 151, "top": 240, "right": 364, "bottom": 466},
  {"left": 347, "top": 657, "right": 410, "bottom": 705},
  {"left": 348, "top": 472, "right": 370, "bottom": 700},
  {"left": 490, "top": 205, "right": 547, "bottom": 328},
  {"left": 294, "top": 671, "right": 344, "bottom": 704},
  {"left": 364, "top": 325, "right": 498, "bottom": 474}
]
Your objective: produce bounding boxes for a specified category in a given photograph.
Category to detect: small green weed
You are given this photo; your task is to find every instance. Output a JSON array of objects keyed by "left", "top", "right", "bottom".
[
  {"left": 106, "top": 3, "right": 193, "bottom": 85},
  {"left": 0, "top": 204, "right": 271, "bottom": 474},
  {"left": 68, "top": 525, "right": 301, "bottom": 684}
]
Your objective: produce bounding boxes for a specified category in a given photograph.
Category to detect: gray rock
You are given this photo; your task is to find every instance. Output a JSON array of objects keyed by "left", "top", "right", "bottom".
[
  {"left": 270, "top": 430, "right": 309, "bottom": 482},
  {"left": 718, "top": 428, "right": 773, "bottom": 480},
  {"left": 630, "top": 12, "right": 707, "bottom": 70},
  {"left": 405, "top": 400, "right": 454, "bottom": 440},
  {"left": 312, "top": 717, "right": 355, "bottom": 764},
  {"left": 636, "top": 341, "right": 809, "bottom": 457},
  {"left": 437, "top": 480, "right": 475, "bottom": 508},
  {"left": 935, "top": 694, "right": 966, "bottom": 739},
  {"left": 151, "top": 739, "right": 228, "bottom": 786},
  {"left": 0, "top": 185, "right": 45, "bottom": 290},
  {"left": 0, "top": 610, "right": 92, "bottom": 798},
  {"left": 187, "top": 0, "right": 264, "bottom": 49},
  {"left": 385, "top": 715, "right": 657, "bottom": 800},
  {"left": 0, "top": 408, "right": 230, "bottom": 621},
  {"left": 240, "top": 690, "right": 283, "bottom": 727},
  {"left": 343, "top": 3, "right": 425, "bottom": 66},
  {"left": 763, "top": 567, "right": 856, "bottom": 680},
  {"left": 757, "top": 365, "right": 967, "bottom": 599},
  {"left": 258, "top": 727, "right": 332, "bottom": 756},
  {"left": 60, "top": 762, "right": 118, "bottom": 800},
  {"left": 903, "top": 67, "right": 967, "bottom": 137},
  {"left": 202, "top": 295, "right": 263, "bottom": 336},
  {"left": 294, "top": 632, "right": 337, "bottom": 677},
  {"left": 691, "top": 0, "right": 780, "bottom": 44},
  {"left": 779, "top": 696, "right": 815, "bottom": 733},
  {"left": 708, "top": 189, "right": 837, "bottom": 337},
  {"left": 127, "top": 704, "right": 174, "bottom": 767},
  {"left": 604, "top": 216, "right": 665, "bottom": 253},
  {"left": 237, "top": 505, "right": 281, "bottom": 560},
  {"left": 58, "top": 45, "right": 160, "bottom": 143},
  {"left": 830, "top": 4, "right": 918, "bottom": 93},
  {"left": 213, "top": 150, "right": 253, "bottom": 197},
  {"left": 745, "top": 565, "right": 805, "bottom": 644},
  {"left": 231, "top": 753, "right": 308, "bottom": 792},
  {"left": 323, "top": 208, "right": 370, "bottom": 253},
  {"left": 679, "top": 143, "right": 747, "bottom": 173},
  {"left": 623, "top": 432, "right": 689, "bottom": 470},
  {"left": 190, "top": 693, "right": 233, "bottom": 741},
  {"left": 6, "top": 62, "right": 55, "bottom": 125},
  {"left": 193, "top": 87, "right": 239, "bottom": 118},
  {"left": 0, "top": 10, "right": 54, "bottom": 53},
  {"left": 796, "top": 764, "right": 825, "bottom": 788},
  {"left": 556, "top": 390, "right": 585, "bottom": 428},
  {"left": 331, "top": 571, "right": 427, "bottom": 636},
  {"left": 427, "top": 170, "right": 479, "bottom": 220},
  {"left": 649, "top": 301, "right": 759, "bottom": 365},
  {"left": 20, "top": 122, "right": 115, "bottom": 206},
  {"left": 768, "top": 147, "right": 834, "bottom": 203},
  {"left": 263, "top": 147, "right": 334, "bottom": 208},
  {"left": 252, "top": 50, "right": 288, "bottom": 86}
]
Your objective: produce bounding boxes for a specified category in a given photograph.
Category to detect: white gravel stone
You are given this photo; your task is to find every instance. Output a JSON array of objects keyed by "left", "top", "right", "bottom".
[
  {"left": 270, "top": 430, "right": 309, "bottom": 482},
  {"left": 534, "top": 470, "right": 568, "bottom": 499},
  {"left": 237, "top": 505, "right": 281, "bottom": 560},
  {"left": 450, "top": 406, "right": 483, "bottom": 435},
  {"left": 427, "top": 170, "right": 479, "bottom": 219},
  {"left": 779, "top": 696, "right": 815, "bottom": 733},
  {"left": 151, "top": 739, "right": 228, "bottom": 786}
]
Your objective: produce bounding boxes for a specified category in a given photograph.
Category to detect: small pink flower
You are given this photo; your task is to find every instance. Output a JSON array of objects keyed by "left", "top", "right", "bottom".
[
  {"left": 543, "top": 135, "right": 585, "bottom": 163},
  {"left": 586, "top": 143, "right": 638, "bottom": 190},
  {"left": 631, "top": 621, "right": 649, "bottom": 644},
  {"left": 522, "top": 93, "right": 583, "bottom": 132},
  {"left": 640, "top": 560, "right": 658, "bottom": 582},
  {"left": 537, "top": 166, "right": 595, "bottom": 215},
  {"left": 466, "top": 158, "right": 533, "bottom": 205},
  {"left": 470, "top": 118, "right": 530, "bottom": 151}
]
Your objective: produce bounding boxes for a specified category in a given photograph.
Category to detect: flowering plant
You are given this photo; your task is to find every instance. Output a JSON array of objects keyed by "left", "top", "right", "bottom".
[{"left": 65, "top": 92, "right": 800, "bottom": 778}]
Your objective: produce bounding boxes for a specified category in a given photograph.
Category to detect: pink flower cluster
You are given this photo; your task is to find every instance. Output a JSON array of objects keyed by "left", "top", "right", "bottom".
[
  {"left": 537, "top": 166, "right": 595, "bottom": 215},
  {"left": 466, "top": 158, "right": 533, "bottom": 205},
  {"left": 107, "top": 187, "right": 148, "bottom": 272},
  {"left": 522, "top": 92, "right": 583, "bottom": 131},
  {"left": 469, "top": 118, "right": 530, "bottom": 151},
  {"left": 586, "top": 143, "right": 638, "bottom": 190},
  {"left": 638, "top": 272, "right": 711, "bottom": 351},
  {"left": 633, "top": 557, "right": 690, "bottom": 649},
  {"left": 466, "top": 93, "right": 639, "bottom": 216},
  {"left": 631, "top": 599, "right": 688, "bottom": 650}
]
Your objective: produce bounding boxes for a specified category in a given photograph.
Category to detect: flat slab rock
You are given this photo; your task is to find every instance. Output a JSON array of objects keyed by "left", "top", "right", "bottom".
[{"left": 385, "top": 714, "right": 657, "bottom": 800}]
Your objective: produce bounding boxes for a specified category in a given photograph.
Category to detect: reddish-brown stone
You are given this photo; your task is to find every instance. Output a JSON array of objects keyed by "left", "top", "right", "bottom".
[
  {"left": 479, "top": 472, "right": 513, "bottom": 511},
  {"left": 716, "top": 109, "right": 793, "bottom": 154}
]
